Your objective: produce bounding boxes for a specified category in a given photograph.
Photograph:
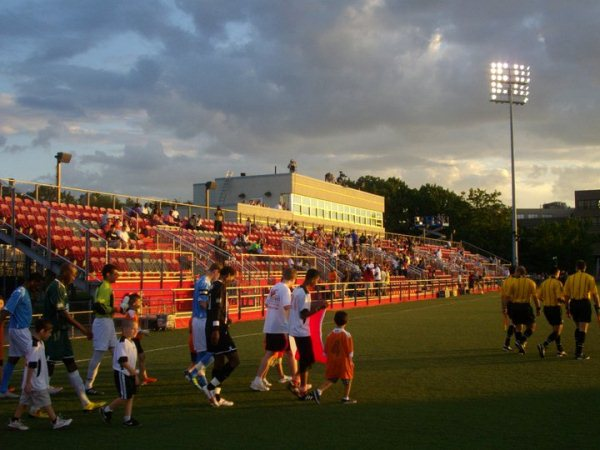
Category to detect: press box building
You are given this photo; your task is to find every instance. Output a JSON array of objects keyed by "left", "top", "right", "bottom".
[{"left": 193, "top": 172, "right": 385, "bottom": 234}]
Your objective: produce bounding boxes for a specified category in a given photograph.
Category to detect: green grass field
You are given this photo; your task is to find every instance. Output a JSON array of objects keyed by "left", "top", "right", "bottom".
[{"left": 2, "top": 293, "right": 600, "bottom": 449}]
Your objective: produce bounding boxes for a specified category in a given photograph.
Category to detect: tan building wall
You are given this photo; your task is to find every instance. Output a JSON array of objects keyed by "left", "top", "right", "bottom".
[
  {"left": 292, "top": 174, "right": 384, "bottom": 213},
  {"left": 237, "top": 203, "right": 384, "bottom": 235}
]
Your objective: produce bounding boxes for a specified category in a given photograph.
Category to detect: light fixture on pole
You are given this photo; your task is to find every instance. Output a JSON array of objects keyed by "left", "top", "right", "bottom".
[
  {"left": 489, "top": 61, "right": 531, "bottom": 267},
  {"left": 204, "top": 181, "right": 217, "bottom": 219},
  {"left": 55, "top": 152, "right": 72, "bottom": 204}
]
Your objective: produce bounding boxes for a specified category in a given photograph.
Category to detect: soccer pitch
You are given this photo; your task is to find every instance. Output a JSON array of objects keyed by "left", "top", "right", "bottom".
[{"left": 3, "top": 293, "right": 600, "bottom": 449}]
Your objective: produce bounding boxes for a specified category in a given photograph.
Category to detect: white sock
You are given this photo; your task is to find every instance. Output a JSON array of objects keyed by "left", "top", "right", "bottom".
[
  {"left": 210, "top": 377, "right": 220, "bottom": 388},
  {"left": 67, "top": 370, "right": 90, "bottom": 407},
  {"left": 254, "top": 376, "right": 263, "bottom": 384},
  {"left": 85, "top": 350, "right": 105, "bottom": 389},
  {"left": 123, "top": 415, "right": 131, "bottom": 422}
]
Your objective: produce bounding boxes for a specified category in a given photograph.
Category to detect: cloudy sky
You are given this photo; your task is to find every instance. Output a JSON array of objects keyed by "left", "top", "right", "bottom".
[{"left": 1, "top": 0, "right": 599, "bottom": 207}]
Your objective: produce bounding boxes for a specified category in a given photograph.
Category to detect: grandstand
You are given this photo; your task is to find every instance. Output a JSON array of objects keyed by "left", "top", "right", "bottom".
[{"left": 0, "top": 176, "right": 507, "bottom": 329}]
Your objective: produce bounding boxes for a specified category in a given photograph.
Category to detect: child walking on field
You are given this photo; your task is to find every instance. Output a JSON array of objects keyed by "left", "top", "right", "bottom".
[
  {"left": 307, "top": 310, "right": 356, "bottom": 404},
  {"left": 99, "top": 320, "right": 140, "bottom": 427},
  {"left": 8, "top": 319, "right": 72, "bottom": 431}
]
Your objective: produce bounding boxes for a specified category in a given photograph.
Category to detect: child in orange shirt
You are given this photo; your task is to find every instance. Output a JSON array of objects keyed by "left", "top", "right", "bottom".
[{"left": 307, "top": 310, "right": 356, "bottom": 404}]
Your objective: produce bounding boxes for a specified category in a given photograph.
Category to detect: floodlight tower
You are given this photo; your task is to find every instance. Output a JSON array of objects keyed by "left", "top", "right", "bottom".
[{"left": 490, "top": 62, "right": 530, "bottom": 267}]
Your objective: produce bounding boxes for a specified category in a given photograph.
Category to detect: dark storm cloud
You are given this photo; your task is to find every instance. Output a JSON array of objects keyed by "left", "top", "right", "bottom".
[{"left": 1, "top": 0, "right": 600, "bottom": 205}]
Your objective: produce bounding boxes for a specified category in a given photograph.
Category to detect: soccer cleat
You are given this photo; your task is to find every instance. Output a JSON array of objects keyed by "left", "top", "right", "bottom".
[
  {"left": 28, "top": 408, "right": 49, "bottom": 419},
  {"left": 250, "top": 379, "right": 269, "bottom": 392},
  {"left": 537, "top": 344, "right": 546, "bottom": 358},
  {"left": 183, "top": 370, "right": 193, "bottom": 382},
  {"left": 99, "top": 406, "right": 112, "bottom": 424},
  {"left": 556, "top": 350, "right": 567, "bottom": 357},
  {"left": 576, "top": 354, "right": 591, "bottom": 360},
  {"left": 122, "top": 417, "right": 141, "bottom": 427},
  {"left": 8, "top": 418, "right": 29, "bottom": 431},
  {"left": 502, "top": 345, "right": 513, "bottom": 352},
  {"left": 217, "top": 397, "right": 234, "bottom": 407},
  {"left": 85, "top": 388, "right": 104, "bottom": 396},
  {"left": 514, "top": 341, "right": 526, "bottom": 354},
  {"left": 83, "top": 401, "right": 106, "bottom": 412},
  {"left": 52, "top": 416, "right": 72, "bottom": 430},
  {"left": 205, "top": 388, "right": 220, "bottom": 407},
  {"left": 341, "top": 398, "right": 358, "bottom": 404},
  {"left": 279, "top": 375, "right": 293, "bottom": 383},
  {"left": 308, "top": 390, "right": 321, "bottom": 404},
  {"left": 48, "top": 386, "right": 64, "bottom": 395},
  {"left": 142, "top": 377, "right": 158, "bottom": 385},
  {"left": 262, "top": 378, "right": 272, "bottom": 387},
  {"left": 0, "top": 391, "right": 19, "bottom": 399}
]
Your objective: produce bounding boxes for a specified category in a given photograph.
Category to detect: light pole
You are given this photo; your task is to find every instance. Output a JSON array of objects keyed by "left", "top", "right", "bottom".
[
  {"left": 490, "top": 62, "right": 530, "bottom": 267},
  {"left": 55, "top": 152, "right": 72, "bottom": 203}
]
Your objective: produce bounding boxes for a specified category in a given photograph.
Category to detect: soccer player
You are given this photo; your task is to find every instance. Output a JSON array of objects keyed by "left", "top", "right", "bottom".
[
  {"left": 204, "top": 266, "right": 238, "bottom": 407},
  {"left": 507, "top": 266, "right": 541, "bottom": 354},
  {"left": 289, "top": 268, "right": 327, "bottom": 397},
  {"left": 536, "top": 267, "right": 567, "bottom": 358},
  {"left": 184, "top": 263, "right": 221, "bottom": 393},
  {"left": 250, "top": 268, "right": 297, "bottom": 392},
  {"left": 43, "top": 263, "right": 104, "bottom": 411},
  {"left": 500, "top": 266, "right": 517, "bottom": 351},
  {"left": 0, "top": 273, "right": 44, "bottom": 399},
  {"left": 85, "top": 264, "right": 119, "bottom": 395},
  {"left": 99, "top": 320, "right": 141, "bottom": 427},
  {"left": 563, "top": 260, "right": 600, "bottom": 360},
  {"left": 307, "top": 310, "right": 356, "bottom": 404},
  {"left": 7, "top": 318, "right": 72, "bottom": 431}
]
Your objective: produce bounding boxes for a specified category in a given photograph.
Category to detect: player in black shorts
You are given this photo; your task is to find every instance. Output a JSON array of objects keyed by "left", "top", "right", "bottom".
[
  {"left": 536, "top": 267, "right": 566, "bottom": 358},
  {"left": 204, "top": 266, "right": 238, "bottom": 406}
]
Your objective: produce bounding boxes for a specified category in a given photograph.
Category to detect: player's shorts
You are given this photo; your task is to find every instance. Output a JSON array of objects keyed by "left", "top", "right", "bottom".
[
  {"left": 511, "top": 303, "right": 535, "bottom": 325},
  {"left": 570, "top": 299, "right": 592, "bottom": 323},
  {"left": 265, "top": 333, "right": 288, "bottom": 352},
  {"left": 133, "top": 337, "right": 144, "bottom": 355},
  {"left": 291, "top": 336, "right": 314, "bottom": 372},
  {"left": 46, "top": 329, "right": 75, "bottom": 362},
  {"left": 114, "top": 370, "right": 137, "bottom": 400},
  {"left": 19, "top": 389, "right": 51, "bottom": 409},
  {"left": 92, "top": 317, "right": 117, "bottom": 351},
  {"left": 506, "top": 302, "right": 515, "bottom": 322},
  {"left": 543, "top": 306, "right": 563, "bottom": 326},
  {"left": 8, "top": 328, "right": 32, "bottom": 357},
  {"left": 191, "top": 317, "right": 207, "bottom": 353},
  {"left": 327, "top": 378, "right": 352, "bottom": 386},
  {"left": 206, "top": 326, "right": 237, "bottom": 355}
]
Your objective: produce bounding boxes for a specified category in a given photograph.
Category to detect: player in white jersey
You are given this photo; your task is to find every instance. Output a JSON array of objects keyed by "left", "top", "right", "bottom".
[
  {"left": 250, "top": 268, "right": 297, "bottom": 392},
  {"left": 99, "top": 320, "right": 140, "bottom": 427},
  {"left": 8, "top": 319, "right": 72, "bottom": 431}
]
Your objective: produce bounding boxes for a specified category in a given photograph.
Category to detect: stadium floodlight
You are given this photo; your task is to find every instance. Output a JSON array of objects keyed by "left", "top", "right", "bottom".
[
  {"left": 54, "top": 152, "right": 72, "bottom": 204},
  {"left": 489, "top": 61, "right": 531, "bottom": 267}
]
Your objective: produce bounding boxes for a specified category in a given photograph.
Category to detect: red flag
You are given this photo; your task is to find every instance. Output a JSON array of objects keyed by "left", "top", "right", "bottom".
[{"left": 309, "top": 308, "right": 327, "bottom": 363}]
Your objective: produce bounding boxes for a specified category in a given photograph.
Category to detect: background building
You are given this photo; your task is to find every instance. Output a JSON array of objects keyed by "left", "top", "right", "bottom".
[{"left": 193, "top": 172, "right": 385, "bottom": 234}]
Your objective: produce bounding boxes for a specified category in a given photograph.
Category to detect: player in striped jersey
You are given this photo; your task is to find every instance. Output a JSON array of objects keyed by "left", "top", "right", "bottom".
[
  {"left": 508, "top": 266, "right": 541, "bottom": 354},
  {"left": 536, "top": 267, "right": 566, "bottom": 358},
  {"left": 500, "top": 266, "right": 517, "bottom": 351},
  {"left": 563, "top": 260, "right": 600, "bottom": 360}
]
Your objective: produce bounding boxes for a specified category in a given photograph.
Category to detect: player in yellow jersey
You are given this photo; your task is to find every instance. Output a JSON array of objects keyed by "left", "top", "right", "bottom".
[
  {"left": 508, "top": 266, "right": 541, "bottom": 354},
  {"left": 500, "top": 266, "right": 517, "bottom": 351},
  {"left": 536, "top": 267, "right": 566, "bottom": 358},
  {"left": 563, "top": 260, "right": 600, "bottom": 360}
]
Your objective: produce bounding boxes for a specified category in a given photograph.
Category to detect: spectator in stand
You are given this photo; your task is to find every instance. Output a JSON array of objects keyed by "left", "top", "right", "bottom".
[
  {"left": 169, "top": 206, "right": 180, "bottom": 223},
  {"left": 272, "top": 219, "right": 281, "bottom": 232},
  {"left": 141, "top": 203, "right": 150, "bottom": 218},
  {"left": 100, "top": 211, "right": 110, "bottom": 230},
  {"left": 106, "top": 224, "right": 122, "bottom": 249},
  {"left": 359, "top": 233, "right": 367, "bottom": 247},
  {"left": 245, "top": 217, "right": 252, "bottom": 235},
  {"left": 248, "top": 240, "right": 263, "bottom": 255},
  {"left": 214, "top": 206, "right": 224, "bottom": 233},
  {"left": 187, "top": 214, "right": 201, "bottom": 231},
  {"left": 151, "top": 209, "right": 164, "bottom": 226}
]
